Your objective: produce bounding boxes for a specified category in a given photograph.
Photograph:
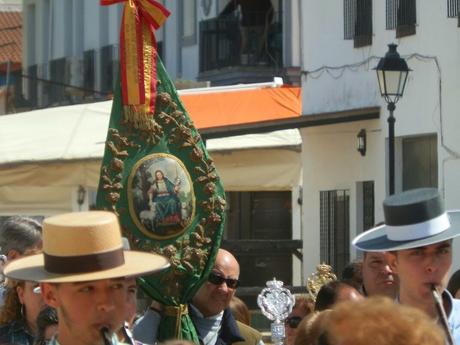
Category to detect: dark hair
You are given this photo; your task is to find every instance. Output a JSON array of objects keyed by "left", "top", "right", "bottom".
[
  {"left": 0, "top": 216, "right": 42, "bottom": 256},
  {"left": 315, "top": 281, "right": 359, "bottom": 311},
  {"left": 341, "top": 261, "right": 363, "bottom": 289},
  {"left": 448, "top": 269, "right": 460, "bottom": 297},
  {"left": 34, "top": 307, "right": 58, "bottom": 345}
]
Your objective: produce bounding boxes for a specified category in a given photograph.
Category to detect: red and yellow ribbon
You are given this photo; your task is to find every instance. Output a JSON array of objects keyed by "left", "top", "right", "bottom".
[{"left": 101, "top": 0, "right": 170, "bottom": 128}]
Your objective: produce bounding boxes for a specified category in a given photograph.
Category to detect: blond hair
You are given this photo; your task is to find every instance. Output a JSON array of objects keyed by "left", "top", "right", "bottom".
[
  {"left": 293, "top": 310, "right": 332, "bottom": 345},
  {"left": 324, "top": 297, "right": 444, "bottom": 345},
  {"left": 229, "top": 296, "right": 250, "bottom": 325}
]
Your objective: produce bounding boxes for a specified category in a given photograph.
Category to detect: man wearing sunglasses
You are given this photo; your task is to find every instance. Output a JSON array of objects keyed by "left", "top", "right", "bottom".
[{"left": 134, "top": 249, "right": 263, "bottom": 345}]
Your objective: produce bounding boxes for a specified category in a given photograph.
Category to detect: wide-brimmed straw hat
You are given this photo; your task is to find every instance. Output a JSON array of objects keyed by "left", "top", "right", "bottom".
[
  {"left": 4, "top": 211, "right": 170, "bottom": 283},
  {"left": 353, "top": 188, "right": 460, "bottom": 252}
]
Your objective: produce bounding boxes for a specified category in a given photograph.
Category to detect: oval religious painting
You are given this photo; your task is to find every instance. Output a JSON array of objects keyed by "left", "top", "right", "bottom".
[{"left": 128, "top": 153, "right": 195, "bottom": 239}]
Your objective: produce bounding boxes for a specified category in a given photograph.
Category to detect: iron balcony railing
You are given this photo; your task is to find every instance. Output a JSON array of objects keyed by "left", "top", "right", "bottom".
[{"left": 199, "top": 11, "right": 283, "bottom": 73}]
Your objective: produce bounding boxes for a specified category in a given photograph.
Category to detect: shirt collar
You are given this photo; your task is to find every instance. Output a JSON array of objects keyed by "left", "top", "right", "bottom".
[{"left": 190, "top": 303, "right": 224, "bottom": 320}]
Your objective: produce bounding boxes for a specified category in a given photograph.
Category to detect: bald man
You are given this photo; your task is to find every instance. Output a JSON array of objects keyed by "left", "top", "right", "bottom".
[{"left": 133, "top": 249, "right": 263, "bottom": 345}]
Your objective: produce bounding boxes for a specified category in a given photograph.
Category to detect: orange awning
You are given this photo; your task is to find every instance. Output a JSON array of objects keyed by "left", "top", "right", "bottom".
[{"left": 180, "top": 86, "right": 301, "bottom": 129}]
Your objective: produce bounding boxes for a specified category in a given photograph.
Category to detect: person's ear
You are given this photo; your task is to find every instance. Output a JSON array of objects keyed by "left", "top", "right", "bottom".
[
  {"left": 384, "top": 252, "right": 398, "bottom": 274},
  {"left": 40, "top": 283, "right": 59, "bottom": 308},
  {"left": 16, "top": 285, "right": 25, "bottom": 304}
]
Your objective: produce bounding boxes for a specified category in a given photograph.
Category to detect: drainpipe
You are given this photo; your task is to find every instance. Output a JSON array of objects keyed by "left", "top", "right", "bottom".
[{"left": 298, "top": 0, "right": 304, "bottom": 73}]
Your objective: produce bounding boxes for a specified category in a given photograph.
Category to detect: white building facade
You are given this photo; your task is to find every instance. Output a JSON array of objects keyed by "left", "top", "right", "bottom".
[
  {"left": 300, "top": 0, "right": 460, "bottom": 275},
  {"left": 19, "top": 0, "right": 305, "bottom": 289}
]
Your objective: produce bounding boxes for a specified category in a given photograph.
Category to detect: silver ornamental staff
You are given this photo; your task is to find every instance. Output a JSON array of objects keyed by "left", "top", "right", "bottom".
[
  {"left": 431, "top": 284, "right": 455, "bottom": 345},
  {"left": 257, "top": 278, "right": 295, "bottom": 345}
]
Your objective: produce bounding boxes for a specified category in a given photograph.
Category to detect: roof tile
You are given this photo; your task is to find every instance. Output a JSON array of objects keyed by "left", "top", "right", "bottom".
[{"left": 0, "top": 11, "right": 21, "bottom": 66}]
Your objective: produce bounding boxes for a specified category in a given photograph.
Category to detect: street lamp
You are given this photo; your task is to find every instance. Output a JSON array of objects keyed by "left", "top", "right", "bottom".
[
  {"left": 77, "top": 185, "right": 86, "bottom": 211},
  {"left": 357, "top": 129, "right": 366, "bottom": 156},
  {"left": 374, "top": 43, "right": 411, "bottom": 195}
]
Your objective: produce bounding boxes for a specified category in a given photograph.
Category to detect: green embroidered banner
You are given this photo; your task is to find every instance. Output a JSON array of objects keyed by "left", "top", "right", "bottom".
[{"left": 96, "top": 2, "right": 226, "bottom": 341}]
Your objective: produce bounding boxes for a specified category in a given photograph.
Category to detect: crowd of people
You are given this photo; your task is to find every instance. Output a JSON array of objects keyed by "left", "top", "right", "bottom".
[{"left": 0, "top": 187, "right": 459, "bottom": 345}]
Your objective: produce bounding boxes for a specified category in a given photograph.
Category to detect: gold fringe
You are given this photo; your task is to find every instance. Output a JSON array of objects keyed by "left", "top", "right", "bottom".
[{"left": 123, "top": 105, "right": 154, "bottom": 131}]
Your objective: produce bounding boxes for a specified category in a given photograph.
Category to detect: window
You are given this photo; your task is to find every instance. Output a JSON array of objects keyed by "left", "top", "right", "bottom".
[
  {"left": 27, "top": 65, "right": 38, "bottom": 108},
  {"left": 447, "top": 0, "right": 460, "bottom": 26},
  {"left": 362, "top": 181, "right": 374, "bottom": 230},
  {"left": 224, "top": 191, "right": 293, "bottom": 308},
  {"left": 447, "top": 0, "right": 459, "bottom": 18},
  {"left": 386, "top": 0, "right": 416, "bottom": 37},
  {"left": 49, "top": 57, "right": 67, "bottom": 105},
  {"left": 100, "top": 45, "right": 118, "bottom": 94},
  {"left": 344, "top": 0, "right": 372, "bottom": 47},
  {"left": 83, "top": 50, "right": 95, "bottom": 96},
  {"left": 225, "top": 191, "right": 292, "bottom": 240},
  {"left": 181, "top": 0, "right": 197, "bottom": 45},
  {"left": 320, "top": 189, "right": 350, "bottom": 275},
  {"left": 402, "top": 134, "right": 438, "bottom": 191},
  {"left": 356, "top": 181, "right": 374, "bottom": 238}
]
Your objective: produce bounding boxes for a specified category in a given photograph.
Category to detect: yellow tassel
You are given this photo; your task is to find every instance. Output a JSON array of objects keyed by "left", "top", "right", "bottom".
[{"left": 123, "top": 105, "right": 155, "bottom": 131}]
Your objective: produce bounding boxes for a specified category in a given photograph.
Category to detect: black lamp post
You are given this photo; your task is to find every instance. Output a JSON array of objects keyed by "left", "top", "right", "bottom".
[{"left": 374, "top": 43, "right": 411, "bottom": 195}]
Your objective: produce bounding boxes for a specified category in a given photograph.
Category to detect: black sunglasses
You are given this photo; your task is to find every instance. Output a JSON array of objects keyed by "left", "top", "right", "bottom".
[
  {"left": 208, "top": 272, "right": 239, "bottom": 289},
  {"left": 285, "top": 316, "right": 302, "bottom": 329}
]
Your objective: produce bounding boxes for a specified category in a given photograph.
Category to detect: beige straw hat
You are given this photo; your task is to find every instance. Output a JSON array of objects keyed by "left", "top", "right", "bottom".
[{"left": 3, "top": 211, "right": 170, "bottom": 283}]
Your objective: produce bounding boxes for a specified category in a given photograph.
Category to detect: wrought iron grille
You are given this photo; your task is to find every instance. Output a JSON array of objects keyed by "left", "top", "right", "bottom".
[
  {"left": 386, "top": 0, "right": 398, "bottom": 29},
  {"left": 447, "top": 0, "right": 459, "bottom": 17},
  {"left": 199, "top": 15, "right": 241, "bottom": 72},
  {"left": 199, "top": 11, "right": 283, "bottom": 72},
  {"left": 344, "top": 0, "right": 372, "bottom": 47},
  {"left": 362, "top": 181, "right": 375, "bottom": 231},
  {"left": 344, "top": 0, "right": 356, "bottom": 39},
  {"left": 320, "top": 190, "right": 350, "bottom": 276}
]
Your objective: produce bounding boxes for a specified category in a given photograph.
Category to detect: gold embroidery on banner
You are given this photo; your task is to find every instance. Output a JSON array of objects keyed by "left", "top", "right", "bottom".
[
  {"left": 101, "top": 129, "right": 140, "bottom": 214},
  {"left": 102, "top": 87, "right": 224, "bottom": 301}
]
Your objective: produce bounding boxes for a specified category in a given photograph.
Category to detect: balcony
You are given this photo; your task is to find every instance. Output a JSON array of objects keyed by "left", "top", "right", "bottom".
[{"left": 199, "top": 11, "right": 283, "bottom": 85}]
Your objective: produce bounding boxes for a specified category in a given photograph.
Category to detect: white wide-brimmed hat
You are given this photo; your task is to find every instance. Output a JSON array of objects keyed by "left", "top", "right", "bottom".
[
  {"left": 353, "top": 188, "right": 460, "bottom": 252},
  {"left": 4, "top": 211, "right": 170, "bottom": 283}
]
